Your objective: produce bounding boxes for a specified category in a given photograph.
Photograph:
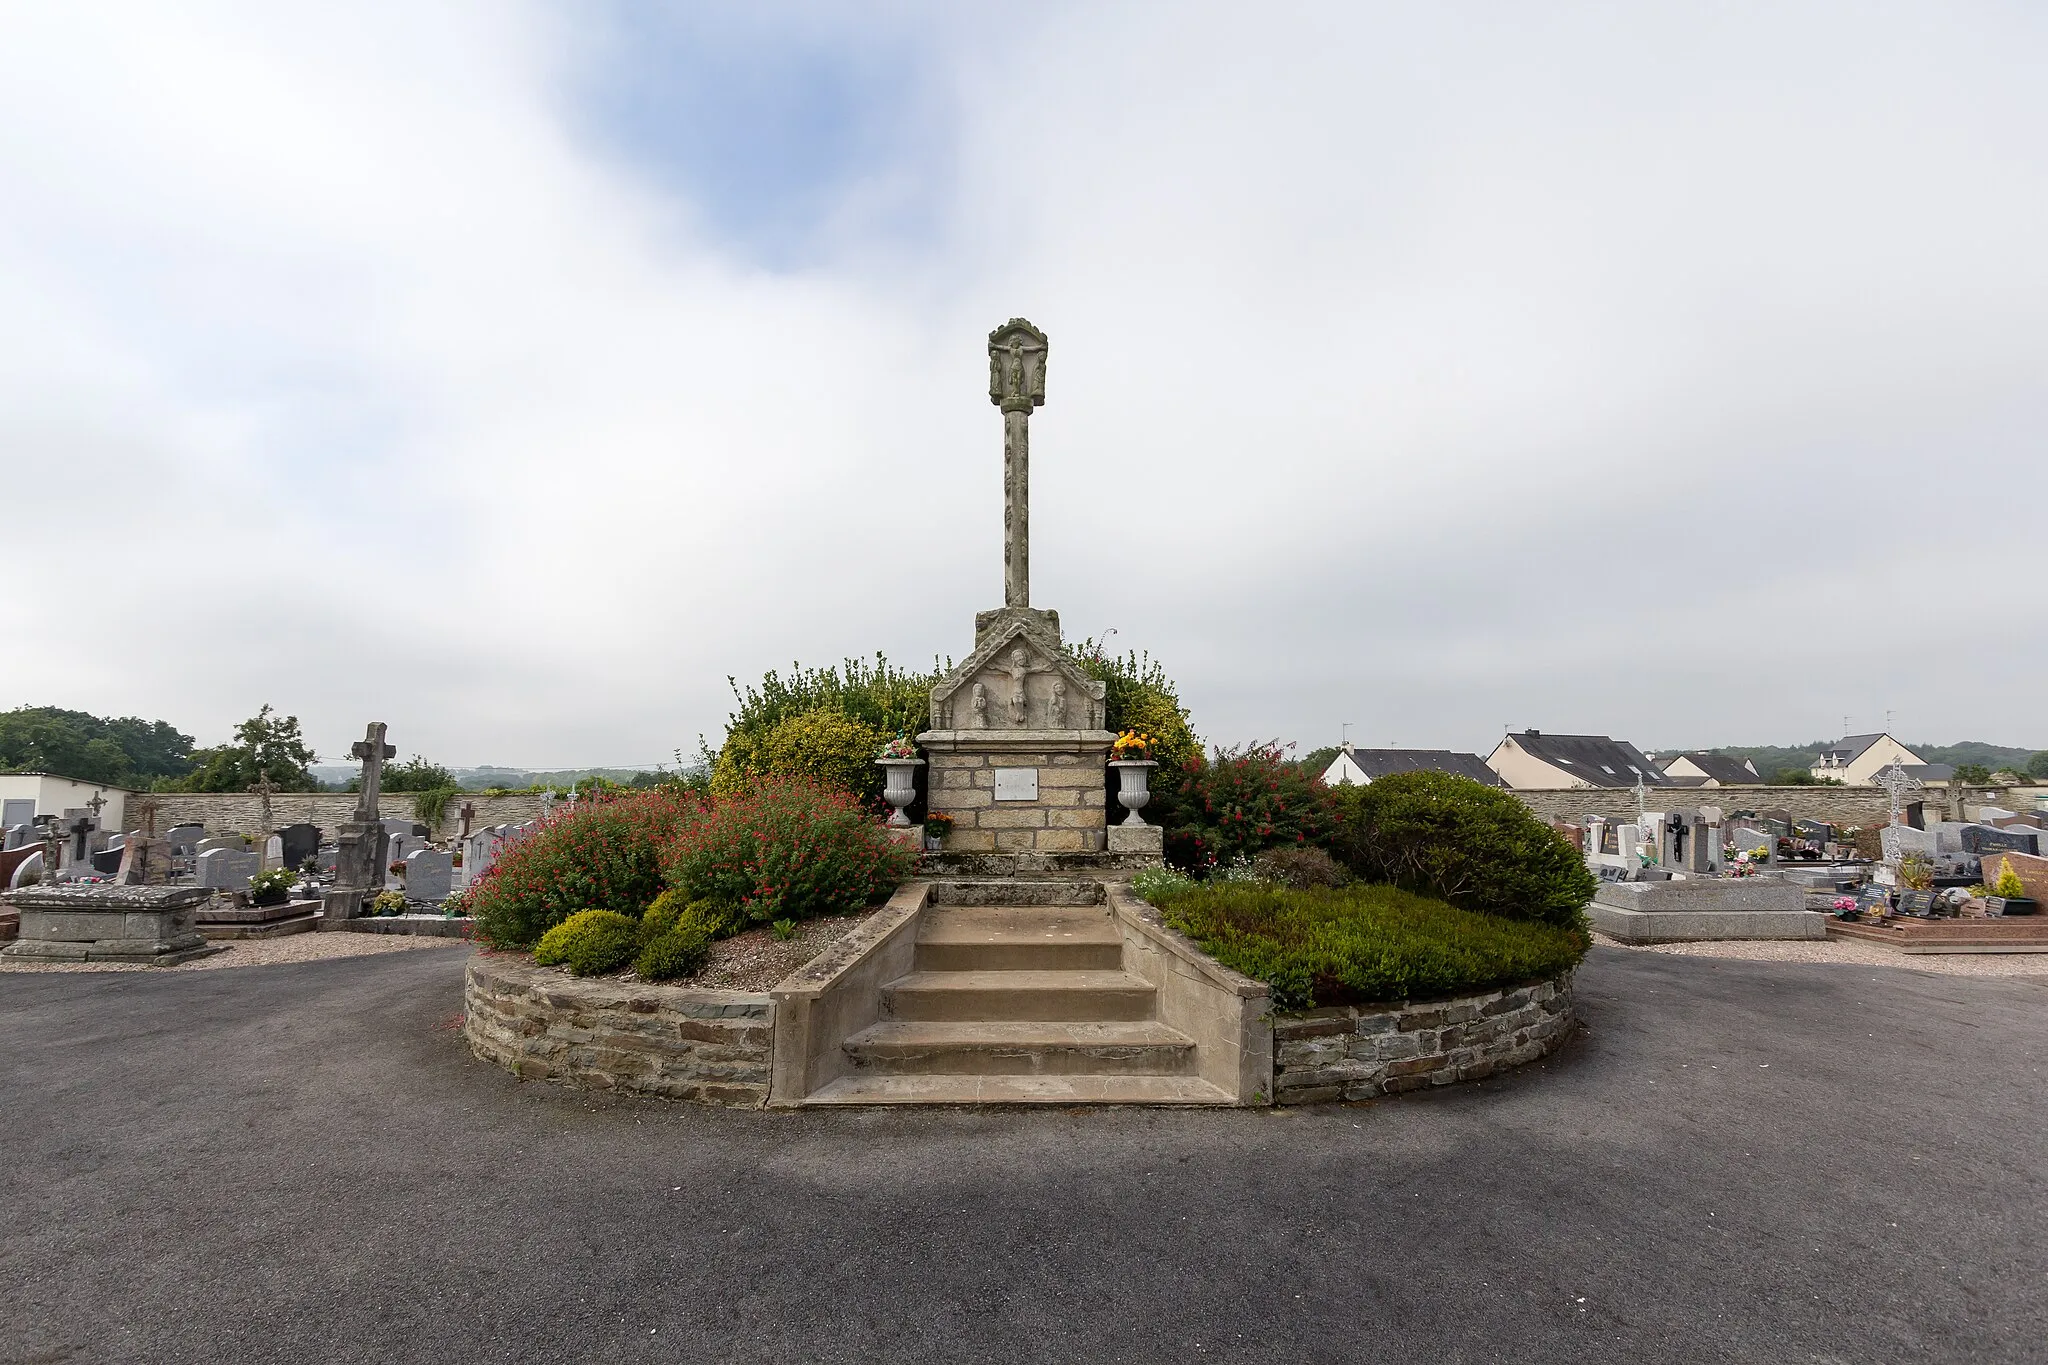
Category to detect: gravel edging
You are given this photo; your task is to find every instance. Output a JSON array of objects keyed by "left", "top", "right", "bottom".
[
  {"left": 0, "top": 933, "right": 468, "bottom": 972},
  {"left": 1591, "top": 932, "right": 2048, "bottom": 977}
]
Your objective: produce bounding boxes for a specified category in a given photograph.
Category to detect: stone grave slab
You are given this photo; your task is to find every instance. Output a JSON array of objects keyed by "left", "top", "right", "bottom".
[
  {"left": 1590, "top": 879, "right": 1823, "bottom": 943},
  {"left": 1, "top": 883, "right": 224, "bottom": 964}
]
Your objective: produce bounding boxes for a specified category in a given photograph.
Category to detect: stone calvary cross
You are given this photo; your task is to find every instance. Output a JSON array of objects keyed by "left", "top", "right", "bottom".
[
  {"left": 988, "top": 318, "right": 1048, "bottom": 609},
  {"left": 351, "top": 723, "right": 397, "bottom": 823}
]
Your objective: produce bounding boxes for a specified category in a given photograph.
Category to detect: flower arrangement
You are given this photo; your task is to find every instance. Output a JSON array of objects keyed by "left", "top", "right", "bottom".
[
  {"left": 923, "top": 810, "right": 954, "bottom": 841},
  {"left": 1832, "top": 895, "right": 1860, "bottom": 919},
  {"left": 370, "top": 889, "right": 409, "bottom": 917},
  {"left": 1111, "top": 730, "right": 1154, "bottom": 763},
  {"left": 878, "top": 735, "right": 919, "bottom": 761}
]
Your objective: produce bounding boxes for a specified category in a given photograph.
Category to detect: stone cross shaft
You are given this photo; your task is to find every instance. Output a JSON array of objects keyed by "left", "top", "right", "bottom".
[
  {"left": 350, "top": 722, "right": 398, "bottom": 823},
  {"left": 988, "top": 319, "right": 1048, "bottom": 609}
]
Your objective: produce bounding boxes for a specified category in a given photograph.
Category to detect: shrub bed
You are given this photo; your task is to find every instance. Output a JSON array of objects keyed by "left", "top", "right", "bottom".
[
  {"left": 1137, "top": 875, "right": 1588, "bottom": 1011},
  {"left": 661, "top": 779, "right": 915, "bottom": 930},
  {"left": 1154, "top": 742, "right": 1341, "bottom": 872},
  {"left": 468, "top": 791, "right": 695, "bottom": 948},
  {"left": 1328, "top": 771, "right": 1595, "bottom": 930}
]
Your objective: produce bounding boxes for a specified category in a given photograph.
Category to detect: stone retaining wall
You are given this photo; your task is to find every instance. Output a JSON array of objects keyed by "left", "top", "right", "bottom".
[
  {"left": 128, "top": 792, "right": 549, "bottom": 840},
  {"left": 1272, "top": 974, "right": 1576, "bottom": 1104},
  {"left": 464, "top": 955, "right": 773, "bottom": 1106}
]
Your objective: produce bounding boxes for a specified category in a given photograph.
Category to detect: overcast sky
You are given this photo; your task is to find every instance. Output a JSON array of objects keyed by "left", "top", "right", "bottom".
[{"left": 3, "top": 2, "right": 2044, "bottom": 768}]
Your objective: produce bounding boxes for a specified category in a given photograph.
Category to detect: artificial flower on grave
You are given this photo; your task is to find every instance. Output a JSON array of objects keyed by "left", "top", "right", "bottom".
[{"left": 878, "top": 735, "right": 918, "bottom": 761}]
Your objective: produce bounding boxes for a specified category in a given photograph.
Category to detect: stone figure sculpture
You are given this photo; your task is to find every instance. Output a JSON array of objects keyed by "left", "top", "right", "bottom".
[
  {"left": 1001, "top": 645, "right": 1053, "bottom": 726},
  {"left": 1049, "top": 679, "right": 1068, "bottom": 727},
  {"left": 970, "top": 683, "right": 988, "bottom": 728}
]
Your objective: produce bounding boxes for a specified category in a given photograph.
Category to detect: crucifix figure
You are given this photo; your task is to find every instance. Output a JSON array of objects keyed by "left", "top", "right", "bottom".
[
  {"left": 987, "top": 318, "right": 1048, "bottom": 610},
  {"left": 350, "top": 723, "right": 397, "bottom": 824},
  {"left": 248, "top": 768, "right": 279, "bottom": 837},
  {"left": 999, "top": 644, "right": 1054, "bottom": 726},
  {"left": 67, "top": 812, "right": 95, "bottom": 864}
]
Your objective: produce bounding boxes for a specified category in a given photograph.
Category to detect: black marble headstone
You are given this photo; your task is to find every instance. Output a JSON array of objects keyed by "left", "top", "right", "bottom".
[
  {"left": 1962, "top": 824, "right": 2038, "bottom": 856},
  {"left": 278, "top": 823, "right": 322, "bottom": 870}
]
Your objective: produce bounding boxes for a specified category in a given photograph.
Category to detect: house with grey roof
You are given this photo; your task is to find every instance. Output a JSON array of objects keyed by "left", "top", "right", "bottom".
[
  {"left": 1811, "top": 733, "right": 1929, "bottom": 785},
  {"left": 1655, "top": 752, "right": 1761, "bottom": 787},
  {"left": 1320, "top": 745, "right": 1505, "bottom": 788},
  {"left": 1484, "top": 731, "right": 1669, "bottom": 790}
]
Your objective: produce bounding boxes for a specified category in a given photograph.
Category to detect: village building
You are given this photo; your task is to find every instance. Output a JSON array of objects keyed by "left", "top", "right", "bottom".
[
  {"left": 0, "top": 771, "right": 136, "bottom": 831},
  {"left": 1484, "top": 731, "right": 1668, "bottom": 790},
  {"left": 1320, "top": 744, "right": 1504, "bottom": 788},
  {"left": 1654, "top": 752, "right": 1761, "bottom": 787},
  {"left": 1810, "top": 733, "right": 1953, "bottom": 786}
]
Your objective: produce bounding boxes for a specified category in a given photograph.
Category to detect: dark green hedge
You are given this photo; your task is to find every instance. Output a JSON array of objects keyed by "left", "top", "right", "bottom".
[
  {"left": 1328, "top": 772, "right": 1595, "bottom": 930},
  {"left": 1146, "top": 879, "right": 1588, "bottom": 1011}
]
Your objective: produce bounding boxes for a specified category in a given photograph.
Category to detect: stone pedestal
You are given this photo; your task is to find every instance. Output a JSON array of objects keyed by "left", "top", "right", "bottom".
[
  {"left": 320, "top": 887, "right": 367, "bottom": 930},
  {"left": 1, "top": 884, "right": 223, "bottom": 965},
  {"left": 920, "top": 730, "right": 1115, "bottom": 854},
  {"left": 1106, "top": 823, "right": 1164, "bottom": 858}
]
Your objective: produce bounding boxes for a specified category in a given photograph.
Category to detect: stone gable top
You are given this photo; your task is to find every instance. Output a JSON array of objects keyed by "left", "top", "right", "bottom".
[{"left": 925, "top": 608, "right": 1107, "bottom": 734}]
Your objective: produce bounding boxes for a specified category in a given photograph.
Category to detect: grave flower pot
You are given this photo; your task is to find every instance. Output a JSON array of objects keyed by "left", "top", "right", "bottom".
[
  {"left": 1990, "top": 896, "right": 2038, "bottom": 917},
  {"left": 1110, "top": 760, "right": 1158, "bottom": 826},
  {"left": 251, "top": 885, "right": 289, "bottom": 908},
  {"left": 876, "top": 758, "right": 923, "bottom": 828}
]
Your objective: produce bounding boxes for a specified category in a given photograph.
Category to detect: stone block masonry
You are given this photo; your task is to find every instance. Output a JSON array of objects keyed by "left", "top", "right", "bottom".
[
  {"left": 1271, "top": 974, "right": 1577, "bottom": 1104},
  {"left": 464, "top": 956, "right": 774, "bottom": 1107},
  {"left": 1508, "top": 785, "right": 2022, "bottom": 829},
  {"left": 926, "top": 746, "right": 1110, "bottom": 855},
  {"left": 127, "top": 792, "right": 549, "bottom": 841}
]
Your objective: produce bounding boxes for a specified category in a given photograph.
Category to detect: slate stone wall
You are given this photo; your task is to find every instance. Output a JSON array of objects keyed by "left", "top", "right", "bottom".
[
  {"left": 125, "top": 792, "right": 549, "bottom": 839},
  {"left": 1507, "top": 785, "right": 2023, "bottom": 828},
  {"left": 463, "top": 955, "right": 773, "bottom": 1107},
  {"left": 1272, "top": 974, "right": 1576, "bottom": 1104}
]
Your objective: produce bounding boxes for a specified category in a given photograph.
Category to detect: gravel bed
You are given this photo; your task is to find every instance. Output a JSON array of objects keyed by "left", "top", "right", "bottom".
[
  {"left": 0, "top": 933, "right": 468, "bottom": 973},
  {"left": 1592, "top": 931, "right": 2048, "bottom": 977},
  {"left": 689, "top": 911, "right": 875, "bottom": 992}
]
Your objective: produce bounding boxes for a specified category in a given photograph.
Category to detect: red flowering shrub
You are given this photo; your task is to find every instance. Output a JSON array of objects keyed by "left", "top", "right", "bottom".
[
  {"left": 468, "top": 790, "right": 697, "bottom": 949},
  {"left": 659, "top": 778, "right": 914, "bottom": 927},
  {"left": 1155, "top": 742, "right": 1340, "bottom": 873}
]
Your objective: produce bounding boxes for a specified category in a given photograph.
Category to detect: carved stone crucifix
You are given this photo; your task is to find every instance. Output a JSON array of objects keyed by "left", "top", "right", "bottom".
[
  {"left": 350, "top": 723, "right": 397, "bottom": 824},
  {"left": 998, "top": 644, "right": 1055, "bottom": 726},
  {"left": 988, "top": 319, "right": 1047, "bottom": 610}
]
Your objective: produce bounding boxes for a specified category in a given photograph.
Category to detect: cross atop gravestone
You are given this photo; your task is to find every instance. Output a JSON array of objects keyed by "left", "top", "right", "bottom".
[
  {"left": 458, "top": 801, "right": 476, "bottom": 839},
  {"left": 1633, "top": 774, "right": 1649, "bottom": 827},
  {"left": 132, "top": 796, "right": 160, "bottom": 836},
  {"left": 86, "top": 793, "right": 106, "bottom": 822},
  {"left": 988, "top": 318, "right": 1048, "bottom": 609},
  {"left": 248, "top": 768, "right": 279, "bottom": 836},
  {"left": 1875, "top": 763, "right": 1923, "bottom": 826},
  {"left": 350, "top": 722, "right": 397, "bottom": 823},
  {"left": 66, "top": 811, "right": 94, "bottom": 862}
]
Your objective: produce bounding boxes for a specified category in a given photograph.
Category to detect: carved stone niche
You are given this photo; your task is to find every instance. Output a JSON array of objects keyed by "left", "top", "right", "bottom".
[{"left": 924, "top": 610, "right": 1107, "bottom": 734}]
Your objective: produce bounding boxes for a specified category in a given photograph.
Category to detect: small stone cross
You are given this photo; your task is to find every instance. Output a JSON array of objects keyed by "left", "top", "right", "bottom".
[
  {"left": 133, "top": 796, "right": 160, "bottom": 836},
  {"left": 458, "top": 801, "right": 477, "bottom": 839},
  {"left": 248, "top": 768, "right": 280, "bottom": 835},
  {"left": 86, "top": 793, "right": 107, "bottom": 821},
  {"left": 67, "top": 812, "right": 94, "bottom": 862}
]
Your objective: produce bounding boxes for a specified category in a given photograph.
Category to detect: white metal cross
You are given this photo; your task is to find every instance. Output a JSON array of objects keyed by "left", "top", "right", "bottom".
[{"left": 1874, "top": 763, "right": 1923, "bottom": 826}]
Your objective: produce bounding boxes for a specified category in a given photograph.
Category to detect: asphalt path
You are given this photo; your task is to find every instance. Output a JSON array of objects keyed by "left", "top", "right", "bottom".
[{"left": 2, "top": 945, "right": 2043, "bottom": 1365}]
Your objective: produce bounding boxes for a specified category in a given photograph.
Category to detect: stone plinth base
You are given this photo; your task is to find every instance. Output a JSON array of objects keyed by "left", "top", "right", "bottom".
[
  {"left": 884, "top": 824, "right": 924, "bottom": 850},
  {"left": 917, "top": 851, "right": 1162, "bottom": 881},
  {"left": 1591, "top": 880, "right": 1824, "bottom": 944},
  {"left": 1, "top": 884, "right": 225, "bottom": 965},
  {"left": 319, "top": 887, "right": 367, "bottom": 930},
  {"left": 917, "top": 728, "right": 1114, "bottom": 855},
  {"left": 1106, "top": 822, "right": 1164, "bottom": 859}
]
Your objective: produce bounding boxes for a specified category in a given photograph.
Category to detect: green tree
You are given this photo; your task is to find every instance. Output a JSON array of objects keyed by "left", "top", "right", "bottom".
[
  {"left": 1068, "top": 642, "right": 1200, "bottom": 770},
  {"left": 0, "top": 706, "right": 196, "bottom": 786},
  {"left": 1951, "top": 763, "right": 1995, "bottom": 786},
  {"left": 1296, "top": 745, "right": 1342, "bottom": 777},
  {"left": 369, "top": 756, "right": 457, "bottom": 793},
  {"left": 171, "top": 705, "right": 318, "bottom": 792},
  {"left": 2028, "top": 753, "right": 2048, "bottom": 781},
  {"left": 710, "top": 654, "right": 943, "bottom": 805}
]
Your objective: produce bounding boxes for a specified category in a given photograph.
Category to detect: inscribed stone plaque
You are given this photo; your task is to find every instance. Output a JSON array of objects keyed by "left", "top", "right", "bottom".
[{"left": 994, "top": 768, "right": 1039, "bottom": 802}]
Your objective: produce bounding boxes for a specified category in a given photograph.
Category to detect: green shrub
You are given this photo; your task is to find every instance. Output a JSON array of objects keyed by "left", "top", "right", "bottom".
[
  {"left": 641, "top": 889, "right": 738, "bottom": 944},
  {"left": 634, "top": 921, "right": 713, "bottom": 981},
  {"left": 467, "top": 790, "right": 696, "bottom": 949},
  {"left": 661, "top": 778, "right": 914, "bottom": 928},
  {"left": 533, "top": 910, "right": 641, "bottom": 977},
  {"left": 1154, "top": 742, "right": 1340, "bottom": 872},
  {"left": 713, "top": 707, "right": 888, "bottom": 801},
  {"left": 1328, "top": 772, "right": 1595, "bottom": 930},
  {"left": 1141, "top": 879, "right": 1588, "bottom": 1011},
  {"left": 709, "top": 655, "right": 942, "bottom": 806},
  {"left": 1070, "top": 645, "right": 1200, "bottom": 771}
]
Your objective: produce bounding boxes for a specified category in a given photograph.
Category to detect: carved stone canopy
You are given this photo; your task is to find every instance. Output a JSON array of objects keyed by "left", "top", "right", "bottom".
[{"left": 923, "top": 608, "right": 1107, "bottom": 735}]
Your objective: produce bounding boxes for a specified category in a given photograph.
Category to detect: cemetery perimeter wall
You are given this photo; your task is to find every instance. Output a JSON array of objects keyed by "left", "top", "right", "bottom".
[
  {"left": 464, "top": 956, "right": 773, "bottom": 1107},
  {"left": 1271, "top": 974, "right": 1576, "bottom": 1104},
  {"left": 1509, "top": 785, "right": 2029, "bottom": 827},
  {"left": 129, "top": 792, "right": 547, "bottom": 839}
]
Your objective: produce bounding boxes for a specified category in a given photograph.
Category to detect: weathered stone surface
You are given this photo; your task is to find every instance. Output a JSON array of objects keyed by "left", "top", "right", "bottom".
[
  {"left": 1270, "top": 972, "right": 1577, "bottom": 1105},
  {"left": 464, "top": 956, "right": 774, "bottom": 1107},
  {"left": 1, "top": 883, "right": 221, "bottom": 964}
]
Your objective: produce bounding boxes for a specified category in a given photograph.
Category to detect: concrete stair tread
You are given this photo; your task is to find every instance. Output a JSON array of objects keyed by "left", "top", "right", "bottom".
[
  {"left": 804, "top": 1073, "right": 1234, "bottom": 1106},
  {"left": 886, "top": 969, "right": 1150, "bottom": 992},
  {"left": 847, "top": 1019, "right": 1192, "bottom": 1052},
  {"left": 918, "top": 904, "right": 1121, "bottom": 945},
  {"left": 882, "top": 968, "right": 1157, "bottom": 1022}
]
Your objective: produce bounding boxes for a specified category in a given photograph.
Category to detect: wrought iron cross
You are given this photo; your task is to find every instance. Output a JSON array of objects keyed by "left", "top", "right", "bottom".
[{"left": 1875, "top": 763, "right": 1923, "bottom": 826}]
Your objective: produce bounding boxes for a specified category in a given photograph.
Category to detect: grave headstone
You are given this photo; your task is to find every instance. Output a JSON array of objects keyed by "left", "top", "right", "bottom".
[
  {"left": 405, "top": 849, "right": 454, "bottom": 902},
  {"left": 3, "top": 824, "right": 32, "bottom": 852},
  {"left": 262, "top": 835, "right": 284, "bottom": 871},
  {"left": 113, "top": 835, "right": 173, "bottom": 886},
  {"left": 1961, "top": 824, "right": 2038, "bottom": 857},
  {"left": 316, "top": 844, "right": 339, "bottom": 874},
  {"left": 196, "top": 847, "right": 260, "bottom": 890},
  {"left": 197, "top": 835, "right": 248, "bottom": 855},
  {"left": 1896, "top": 890, "right": 1936, "bottom": 917},
  {"left": 278, "top": 823, "right": 321, "bottom": 871},
  {"left": 166, "top": 824, "right": 206, "bottom": 856},
  {"left": 1, "top": 798, "right": 34, "bottom": 830},
  {"left": 89, "top": 845, "right": 123, "bottom": 875}
]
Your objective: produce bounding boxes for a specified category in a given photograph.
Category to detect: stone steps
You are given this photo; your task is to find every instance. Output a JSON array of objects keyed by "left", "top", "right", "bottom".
[
  {"left": 804, "top": 1073, "right": 1233, "bottom": 1106},
  {"left": 843, "top": 1020, "right": 1195, "bottom": 1075},
  {"left": 817, "top": 899, "right": 1230, "bottom": 1105}
]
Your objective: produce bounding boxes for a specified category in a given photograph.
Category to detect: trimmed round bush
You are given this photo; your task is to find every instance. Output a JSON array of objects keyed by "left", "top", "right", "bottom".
[
  {"left": 1250, "top": 845, "right": 1349, "bottom": 889},
  {"left": 1328, "top": 772, "right": 1595, "bottom": 929},
  {"left": 712, "top": 706, "right": 890, "bottom": 802},
  {"left": 532, "top": 910, "right": 641, "bottom": 977},
  {"left": 634, "top": 922, "right": 714, "bottom": 982}
]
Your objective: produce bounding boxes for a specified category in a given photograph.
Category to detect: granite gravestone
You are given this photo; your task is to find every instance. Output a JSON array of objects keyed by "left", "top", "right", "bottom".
[
  {"left": 1, "top": 798, "right": 33, "bottom": 830},
  {"left": 197, "top": 847, "right": 260, "bottom": 891},
  {"left": 278, "top": 823, "right": 321, "bottom": 871},
  {"left": 166, "top": 824, "right": 205, "bottom": 856},
  {"left": 405, "top": 849, "right": 454, "bottom": 902}
]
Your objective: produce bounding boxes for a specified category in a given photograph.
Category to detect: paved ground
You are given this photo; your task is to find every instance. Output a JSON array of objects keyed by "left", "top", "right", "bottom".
[{"left": 2, "top": 945, "right": 2043, "bottom": 1365}]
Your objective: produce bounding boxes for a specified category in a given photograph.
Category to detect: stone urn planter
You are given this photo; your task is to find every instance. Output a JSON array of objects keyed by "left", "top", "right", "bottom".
[
  {"left": 1110, "top": 759, "right": 1158, "bottom": 825},
  {"left": 877, "top": 757, "right": 923, "bottom": 828}
]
